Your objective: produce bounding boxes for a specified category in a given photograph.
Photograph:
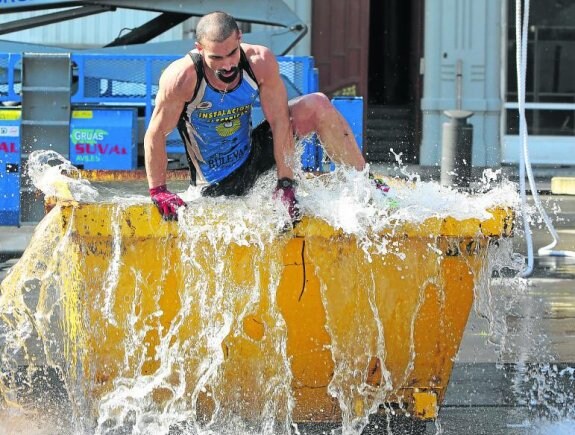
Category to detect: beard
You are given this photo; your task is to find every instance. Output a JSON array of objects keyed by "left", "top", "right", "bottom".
[{"left": 215, "top": 66, "right": 239, "bottom": 83}]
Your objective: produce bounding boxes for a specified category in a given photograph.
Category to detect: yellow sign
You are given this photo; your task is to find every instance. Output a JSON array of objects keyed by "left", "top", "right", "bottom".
[
  {"left": 72, "top": 111, "right": 93, "bottom": 119},
  {"left": 0, "top": 110, "right": 21, "bottom": 120}
]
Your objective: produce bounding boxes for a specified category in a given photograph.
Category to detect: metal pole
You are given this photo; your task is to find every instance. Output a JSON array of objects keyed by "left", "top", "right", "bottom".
[
  {"left": 456, "top": 59, "right": 463, "bottom": 111},
  {"left": 441, "top": 110, "right": 474, "bottom": 188}
]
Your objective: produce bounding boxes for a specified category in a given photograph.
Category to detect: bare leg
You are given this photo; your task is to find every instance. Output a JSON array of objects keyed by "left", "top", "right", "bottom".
[{"left": 288, "top": 93, "right": 366, "bottom": 170}]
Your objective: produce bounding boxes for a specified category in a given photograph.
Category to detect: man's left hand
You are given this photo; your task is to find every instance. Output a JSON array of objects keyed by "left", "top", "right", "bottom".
[
  {"left": 150, "top": 185, "right": 186, "bottom": 221},
  {"left": 274, "top": 178, "right": 301, "bottom": 226}
]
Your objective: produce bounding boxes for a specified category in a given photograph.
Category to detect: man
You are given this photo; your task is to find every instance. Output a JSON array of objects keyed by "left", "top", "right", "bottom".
[{"left": 145, "top": 11, "right": 371, "bottom": 222}]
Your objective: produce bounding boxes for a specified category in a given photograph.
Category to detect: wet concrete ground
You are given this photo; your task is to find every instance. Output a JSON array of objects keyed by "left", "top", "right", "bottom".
[
  {"left": 429, "top": 193, "right": 575, "bottom": 434},
  {"left": 436, "top": 271, "right": 575, "bottom": 434},
  {"left": 0, "top": 193, "right": 574, "bottom": 434}
]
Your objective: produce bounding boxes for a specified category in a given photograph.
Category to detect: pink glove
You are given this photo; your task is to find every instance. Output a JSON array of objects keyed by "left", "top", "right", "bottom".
[
  {"left": 274, "top": 178, "right": 301, "bottom": 226},
  {"left": 149, "top": 185, "right": 186, "bottom": 221}
]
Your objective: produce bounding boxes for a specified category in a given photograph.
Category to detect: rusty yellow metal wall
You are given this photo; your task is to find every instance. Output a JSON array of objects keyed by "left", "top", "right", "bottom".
[{"left": 50, "top": 202, "right": 512, "bottom": 422}]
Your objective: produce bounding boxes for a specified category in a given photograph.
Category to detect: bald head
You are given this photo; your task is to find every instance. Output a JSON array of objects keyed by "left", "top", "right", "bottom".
[{"left": 196, "top": 11, "right": 240, "bottom": 44}]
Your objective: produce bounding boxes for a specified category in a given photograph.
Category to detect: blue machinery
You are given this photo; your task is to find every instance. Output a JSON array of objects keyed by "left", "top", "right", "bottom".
[{"left": 0, "top": 52, "right": 364, "bottom": 225}]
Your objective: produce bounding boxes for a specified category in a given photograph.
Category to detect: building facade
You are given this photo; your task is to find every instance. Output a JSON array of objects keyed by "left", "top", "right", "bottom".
[{"left": 2, "top": 0, "right": 574, "bottom": 167}]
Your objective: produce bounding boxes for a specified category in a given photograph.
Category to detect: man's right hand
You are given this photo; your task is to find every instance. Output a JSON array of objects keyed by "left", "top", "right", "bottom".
[{"left": 149, "top": 185, "right": 186, "bottom": 221}]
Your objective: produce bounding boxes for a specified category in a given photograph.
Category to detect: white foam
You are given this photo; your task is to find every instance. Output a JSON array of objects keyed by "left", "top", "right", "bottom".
[
  {"left": 297, "top": 165, "right": 518, "bottom": 234},
  {"left": 27, "top": 150, "right": 98, "bottom": 202},
  {"left": 26, "top": 151, "right": 519, "bottom": 237}
]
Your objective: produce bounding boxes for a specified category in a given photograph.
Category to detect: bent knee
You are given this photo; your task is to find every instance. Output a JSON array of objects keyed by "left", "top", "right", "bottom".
[
  {"left": 290, "top": 92, "right": 332, "bottom": 136},
  {"left": 307, "top": 92, "right": 331, "bottom": 105},
  {"left": 301, "top": 92, "right": 332, "bottom": 113}
]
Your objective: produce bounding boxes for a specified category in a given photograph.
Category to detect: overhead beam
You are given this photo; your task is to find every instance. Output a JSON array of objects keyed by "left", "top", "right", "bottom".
[
  {"left": 0, "top": 5, "right": 115, "bottom": 36},
  {"left": 1, "top": 0, "right": 305, "bottom": 27},
  {"left": 0, "top": 0, "right": 308, "bottom": 55},
  {"left": 0, "top": 1, "right": 84, "bottom": 13},
  {"left": 90, "top": 0, "right": 305, "bottom": 27},
  {"left": 105, "top": 12, "right": 191, "bottom": 47}
]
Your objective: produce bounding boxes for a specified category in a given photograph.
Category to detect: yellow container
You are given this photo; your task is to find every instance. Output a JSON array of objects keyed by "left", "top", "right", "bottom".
[{"left": 25, "top": 201, "right": 512, "bottom": 424}]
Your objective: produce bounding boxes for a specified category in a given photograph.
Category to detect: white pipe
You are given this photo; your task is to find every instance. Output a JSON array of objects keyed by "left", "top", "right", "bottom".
[
  {"left": 515, "top": 0, "right": 575, "bottom": 279},
  {"left": 516, "top": 0, "right": 533, "bottom": 277}
]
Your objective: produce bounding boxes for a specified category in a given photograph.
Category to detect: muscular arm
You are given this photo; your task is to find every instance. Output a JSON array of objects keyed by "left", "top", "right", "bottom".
[
  {"left": 144, "top": 59, "right": 193, "bottom": 189},
  {"left": 252, "top": 47, "right": 295, "bottom": 180}
]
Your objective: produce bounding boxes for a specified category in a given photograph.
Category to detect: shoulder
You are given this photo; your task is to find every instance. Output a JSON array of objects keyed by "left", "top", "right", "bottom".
[
  {"left": 158, "top": 54, "right": 198, "bottom": 102},
  {"left": 241, "top": 43, "right": 278, "bottom": 85}
]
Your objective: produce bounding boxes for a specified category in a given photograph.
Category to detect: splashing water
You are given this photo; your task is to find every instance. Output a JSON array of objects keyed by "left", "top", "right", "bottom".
[
  {"left": 26, "top": 150, "right": 99, "bottom": 202},
  {"left": 2, "top": 150, "right": 571, "bottom": 434}
]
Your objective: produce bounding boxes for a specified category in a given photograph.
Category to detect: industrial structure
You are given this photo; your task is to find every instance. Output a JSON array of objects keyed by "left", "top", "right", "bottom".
[{"left": 1, "top": 0, "right": 574, "bottom": 224}]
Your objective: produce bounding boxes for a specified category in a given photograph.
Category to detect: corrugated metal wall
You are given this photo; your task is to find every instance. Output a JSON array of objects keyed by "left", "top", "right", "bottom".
[
  {"left": 1, "top": 1, "right": 312, "bottom": 54},
  {"left": 1, "top": 8, "right": 186, "bottom": 48}
]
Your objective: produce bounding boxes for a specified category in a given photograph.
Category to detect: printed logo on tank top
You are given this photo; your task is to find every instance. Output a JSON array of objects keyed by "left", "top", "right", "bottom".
[
  {"left": 197, "top": 101, "right": 212, "bottom": 110},
  {"left": 196, "top": 104, "right": 252, "bottom": 138},
  {"left": 206, "top": 142, "right": 250, "bottom": 170}
]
